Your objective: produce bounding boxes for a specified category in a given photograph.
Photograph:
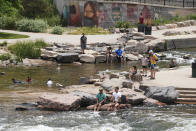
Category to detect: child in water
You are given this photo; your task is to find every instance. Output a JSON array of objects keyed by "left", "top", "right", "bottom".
[{"left": 129, "top": 66, "right": 137, "bottom": 79}]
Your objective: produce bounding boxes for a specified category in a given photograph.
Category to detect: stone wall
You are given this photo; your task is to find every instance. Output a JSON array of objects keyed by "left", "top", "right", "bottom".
[{"left": 53, "top": 0, "right": 196, "bottom": 28}]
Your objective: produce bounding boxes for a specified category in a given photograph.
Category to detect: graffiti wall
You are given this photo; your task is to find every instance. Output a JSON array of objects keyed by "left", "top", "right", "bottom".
[{"left": 53, "top": 0, "right": 195, "bottom": 28}]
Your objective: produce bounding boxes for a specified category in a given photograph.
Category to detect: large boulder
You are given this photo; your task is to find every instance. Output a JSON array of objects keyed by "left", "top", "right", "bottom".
[
  {"left": 146, "top": 39, "right": 165, "bottom": 52},
  {"left": 85, "top": 50, "right": 98, "bottom": 55},
  {"left": 120, "top": 88, "right": 147, "bottom": 105},
  {"left": 144, "top": 86, "right": 179, "bottom": 104},
  {"left": 56, "top": 53, "right": 79, "bottom": 63},
  {"left": 79, "top": 54, "right": 95, "bottom": 63},
  {"left": 41, "top": 49, "right": 58, "bottom": 60},
  {"left": 101, "top": 78, "right": 133, "bottom": 91},
  {"left": 37, "top": 93, "right": 81, "bottom": 111},
  {"left": 126, "top": 40, "right": 138, "bottom": 46},
  {"left": 71, "top": 90, "right": 96, "bottom": 107},
  {"left": 125, "top": 42, "right": 148, "bottom": 54},
  {"left": 126, "top": 54, "right": 139, "bottom": 61}
]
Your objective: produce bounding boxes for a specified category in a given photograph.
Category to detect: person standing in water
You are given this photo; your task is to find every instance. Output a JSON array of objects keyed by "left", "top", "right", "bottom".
[
  {"left": 94, "top": 88, "right": 106, "bottom": 112},
  {"left": 26, "top": 76, "right": 31, "bottom": 84},
  {"left": 80, "top": 33, "right": 87, "bottom": 54},
  {"left": 149, "top": 50, "right": 158, "bottom": 79},
  {"left": 47, "top": 78, "right": 53, "bottom": 87},
  {"left": 141, "top": 56, "right": 148, "bottom": 76}
]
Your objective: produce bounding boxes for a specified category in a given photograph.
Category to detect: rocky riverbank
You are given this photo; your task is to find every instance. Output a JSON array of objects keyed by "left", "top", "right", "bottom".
[{"left": 31, "top": 68, "right": 180, "bottom": 111}]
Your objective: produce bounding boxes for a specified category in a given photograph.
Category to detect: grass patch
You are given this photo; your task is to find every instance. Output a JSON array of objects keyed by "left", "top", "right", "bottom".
[
  {"left": 0, "top": 32, "right": 29, "bottom": 39},
  {"left": 0, "top": 53, "right": 11, "bottom": 61},
  {"left": 51, "top": 26, "right": 64, "bottom": 35},
  {"left": 8, "top": 39, "right": 49, "bottom": 59},
  {"left": 69, "top": 27, "right": 110, "bottom": 35}
]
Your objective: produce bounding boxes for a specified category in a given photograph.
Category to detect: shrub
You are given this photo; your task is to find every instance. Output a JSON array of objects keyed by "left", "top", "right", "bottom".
[
  {"left": 8, "top": 39, "right": 49, "bottom": 59},
  {"left": 46, "top": 15, "right": 61, "bottom": 27},
  {"left": 0, "top": 41, "right": 7, "bottom": 47},
  {"left": 51, "top": 26, "right": 64, "bottom": 35},
  {"left": 69, "top": 27, "right": 110, "bottom": 35},
  {"left": 0, "top": 53, "right": 11, "bottom": 61},
  {"left": 0, "top": 16, "right": 17, "bottom": 30},
  {"left": 16, "top": 19, "right": 48, "bottom": 32},
  {"left": 115, "top": 21, "right": 130, "bottom": 29}
]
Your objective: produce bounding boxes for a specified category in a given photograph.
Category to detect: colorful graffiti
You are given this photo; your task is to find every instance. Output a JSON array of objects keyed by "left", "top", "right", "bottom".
[
  {"left": 127, "top": 4, "right": 138, "bottom": 22},
  {"left": 63, "top": 1, "right": 82, "bottom": 26},
  {"left": 83, "top": 1, "right": 98, "bottom": 27},
  {"left": 111, "top": 4, "right": 122, "bottom": 22},
  {"left": 57, "top": 0, "right": 181, "bottom": 28}
]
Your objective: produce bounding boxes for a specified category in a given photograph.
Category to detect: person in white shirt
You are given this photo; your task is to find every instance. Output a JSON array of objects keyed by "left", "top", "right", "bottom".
[
  {"left": 108, "top": 87, "right": 121, "bottom": 111},
  {"left": 47, "top": 78, "right": 53, "bottom": 87},
  {"left": 141, "top": 55, "right": 148, "bottom": 77}
]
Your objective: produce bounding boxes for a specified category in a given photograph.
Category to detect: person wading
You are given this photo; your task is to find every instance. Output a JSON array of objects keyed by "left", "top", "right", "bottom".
[
  {"left": 149, "top": 50, "right": 158, "bottom": 79},
  {"left": 80, "top": 33, "right": 87, "bottom": 54},
  {"left": 94, "top": 88, "right": 106, "bottom": 112}
]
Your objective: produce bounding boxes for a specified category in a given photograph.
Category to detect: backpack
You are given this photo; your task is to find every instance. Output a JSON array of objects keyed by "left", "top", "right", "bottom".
[{"left": 154, "top": 53, "right": 160, "bottom": 61}]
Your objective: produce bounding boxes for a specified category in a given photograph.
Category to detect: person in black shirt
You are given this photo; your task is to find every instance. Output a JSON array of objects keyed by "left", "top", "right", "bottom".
[{"left": 80, "top": 33, "right": 87, "bottom": 54}]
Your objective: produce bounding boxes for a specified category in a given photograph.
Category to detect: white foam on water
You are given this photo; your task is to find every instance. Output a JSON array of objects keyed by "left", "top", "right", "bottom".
[
  {"left": 167, "top": 119, "right": 196, "bottom": 131},
  {"left": 7, "top": 125, "right": 66, "bottom": 131}
]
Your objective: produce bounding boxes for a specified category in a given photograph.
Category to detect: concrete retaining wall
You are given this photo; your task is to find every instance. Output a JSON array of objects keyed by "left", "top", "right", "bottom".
[
  {"left": 53, "top": 0, "right": 196, "bottom": 28},
  {"left": 166, "top": 38, "right": 196, "bottom": 50}
]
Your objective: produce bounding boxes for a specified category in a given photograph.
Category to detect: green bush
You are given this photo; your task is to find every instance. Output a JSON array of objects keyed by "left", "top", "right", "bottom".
[
  {"left": 0, "top": 53, "right": 11, "bottom": 61},
  {"left": 51, "top": 26, "right": 64, "bottom": 35},
  {"left": 8, "top": 39, "right": 49, "bottom": 59},
  {"left": 0, "top": 16, "right": 17, "bottom": 29},
  {"left": 69, "top": 27, "right": 110, "bottom": 35},
  {"left": 0, "top": 41, "right": 7, "bottom": 47},
  {"left": 46, "top": 15, "right": 61, "bottom": 27},
  {"left": 16, "top": 19, "right": 48, "bottom": 32},
  {"left": 115, "top": 21, "right": 130, "bottom": 29}
]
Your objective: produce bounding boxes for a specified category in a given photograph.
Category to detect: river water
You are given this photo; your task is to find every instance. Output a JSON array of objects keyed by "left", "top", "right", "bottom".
[{"left": 0, "top": 50, "right": 196, "bottom": 131}]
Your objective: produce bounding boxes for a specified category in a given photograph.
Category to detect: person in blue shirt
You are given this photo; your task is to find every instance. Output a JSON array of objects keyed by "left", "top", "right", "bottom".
[
  {"left": 94, "top": 88, "right": 106, "bottom": 112},
  {"left": 115, "top": 46, "right": 123, "bottom": 63}
]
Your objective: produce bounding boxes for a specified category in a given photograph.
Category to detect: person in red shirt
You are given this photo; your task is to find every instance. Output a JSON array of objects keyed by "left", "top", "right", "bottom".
[
  {"left": 139, "top": 13, "right": 144, "bottom": 24},
  {"left": 26, "top": 76, "right": 31, "bottom": 84}
]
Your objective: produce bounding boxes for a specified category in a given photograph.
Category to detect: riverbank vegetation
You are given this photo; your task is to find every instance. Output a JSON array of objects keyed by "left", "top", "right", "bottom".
[
  {"left": 8, "top": 39, "right": 49, "bottom": 59},
  {"left": 69, "top": 27, "right": 110, "bottom": 35},
  {"left": 0, "top": 32, "right": 29, "bottom": 39}
]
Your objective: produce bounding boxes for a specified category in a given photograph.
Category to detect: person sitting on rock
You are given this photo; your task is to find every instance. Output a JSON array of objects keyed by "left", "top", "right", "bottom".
[
  {"left": 129, "top": 66, "right": 137, "bottom": 80},
  {"left": 94, "top": 88, "right": 106, "bottom": 112},
  {"left": 108, "top": 87, "right": 122, "bottom": 111},
  {"left": 115, "top": 46, "right": 123, "bottom": 63},
  {"left": 47, "top": 78, "right": 53, "bottom": 87},
  {"left": 168, "top": 59, "right": 177, "bottom": 69},
  {"left": 106, "top": 46, "right": 113, "bottom": 64}
]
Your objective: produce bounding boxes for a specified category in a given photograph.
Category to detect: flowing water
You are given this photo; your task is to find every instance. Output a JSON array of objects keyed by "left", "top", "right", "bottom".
[{"left": 0, "top": 50, "right": 196, "bottom": 131}]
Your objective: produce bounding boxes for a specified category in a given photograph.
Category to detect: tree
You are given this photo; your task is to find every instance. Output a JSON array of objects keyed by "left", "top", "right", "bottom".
[{"left": 21, "top": 0, "right": 58, "bottom": 19}]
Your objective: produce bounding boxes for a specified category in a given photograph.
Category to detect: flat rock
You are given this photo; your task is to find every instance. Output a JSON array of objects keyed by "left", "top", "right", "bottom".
[
  {"left": 86, "top": 104, "right": 131, "bottom": 111},
  {"left": 144, "top": 86, "right": 179, "bottom": 104},
  {"left": 79, "top": 54, "right": 95, "bottom": 63},
  {"left": 37, "top": 93, "right": 81, "bottom": 111},
  {"left": 56, "top": 53, "right": 79, "bottom": 63},
  {"left": 126, "top": 54, "right": 139, "bottom": 61}
]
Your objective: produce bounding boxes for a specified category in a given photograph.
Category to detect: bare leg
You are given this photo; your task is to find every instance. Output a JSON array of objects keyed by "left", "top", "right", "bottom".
[
  {"left": 97, "top": 104, "right": 101, "bottom": 111},
  {"left": 94, "top": 104, "right": 98, "bottom": 112}
]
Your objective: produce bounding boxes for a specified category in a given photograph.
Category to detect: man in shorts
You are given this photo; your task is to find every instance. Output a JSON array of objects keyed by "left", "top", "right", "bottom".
[
  {"left": 108, "top": 87, "right": 122, "bottom": 111},
  {"left": 149, "top": 50, "right": 158, "bottom": 79},
  {"left": 94, "top": 88, "right": 106, "bottom": 112},
  {"left": 80, "top": 33, "right": 87, "bottom": 54}
]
